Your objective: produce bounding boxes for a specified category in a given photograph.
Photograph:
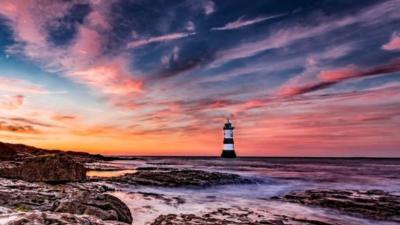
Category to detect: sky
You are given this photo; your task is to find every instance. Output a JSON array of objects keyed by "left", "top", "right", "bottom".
[{"left": 0, "top": 0, "right": 399, "bottom": 157}]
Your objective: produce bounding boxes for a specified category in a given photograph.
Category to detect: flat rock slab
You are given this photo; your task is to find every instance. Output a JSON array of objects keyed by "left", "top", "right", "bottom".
[
  {"left": 273, "top": 189, "right": 400, "bottom": 222},
  {"left": 106, "top": 167, "right": 255, "bottom": 188}
]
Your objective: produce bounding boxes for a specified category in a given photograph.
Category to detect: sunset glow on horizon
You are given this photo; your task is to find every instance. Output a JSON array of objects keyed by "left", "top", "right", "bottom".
[{"left": 0, "top": 0, "right": 399, "bottom": 156}]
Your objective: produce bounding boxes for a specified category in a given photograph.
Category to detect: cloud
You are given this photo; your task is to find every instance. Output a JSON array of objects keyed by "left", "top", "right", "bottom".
[
  {"left": 127, "top": 32, "right": 195, "bottom": 49},
  {"left": 0, "top": 77, "right": 48, "bottom": 94},
  {"left": 382, "top": 32, "right": 400, "bottom": 51},
  {"left": 211, "top": 14, "right": 284, "bottom": 31},
  {"left": 0, "top": 116, "right": 55, "bottom": 128},
  {"left": 0, "top": 95, "right": 24, "bottom": 109},
  {"left": 279, "top": 59, "right": 400, "bottom": 97},
  {"left": 51, "top": 114, "right": 77, "bottom": 122},
  {"left": 71, "top": 57, "right": 143, "bottom": 95},
  {"left": 202, "top": 0, "right": 215, "bottom": 15},
  {"left": 214, "top": 0, "right": 400, "bottom": 66},
  {"left": 0, "top": 0, "right": 141, "bottom": 100},
  {"left": 0, "top": 121, "right": 40, "bottom": 134}
]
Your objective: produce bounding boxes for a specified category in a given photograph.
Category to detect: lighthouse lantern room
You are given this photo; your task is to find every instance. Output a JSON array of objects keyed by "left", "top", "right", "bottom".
[{"left": 221, "top": 118, "right": 237, "bottom": 158}]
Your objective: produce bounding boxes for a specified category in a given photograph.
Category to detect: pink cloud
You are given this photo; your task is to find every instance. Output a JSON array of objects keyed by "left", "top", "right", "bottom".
[
  {"left": 70, "top": 26, "right": 103, "bottom": 58},
  {"left": 0, "top": 0, "right": 143, "bottom": 101},
  {"left": 71, "top": 58, "right": 143, "bottom": 95},
  {"left": 279, "top": 59, "right": 400, "bottom": 97},
  {"left": 319, "top": 65, "right": 360, "bottom": 81},
  {"left": 382, "top": 32, "right": 400, "bottom": 51},
  {"left": 0, "top": 77, "right": 48, "bottom": 94}
]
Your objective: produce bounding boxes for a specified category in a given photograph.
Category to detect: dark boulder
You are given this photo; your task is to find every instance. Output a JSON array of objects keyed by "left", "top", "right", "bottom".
[
  {"left": 0, "top": 154, "right": 86, "bottom": 183},
  {"left": 52, "top": 191, "right": 132, "bottom": 224},
  {"left": 0, "top": 142, "right": 17, "bottom": 160}
]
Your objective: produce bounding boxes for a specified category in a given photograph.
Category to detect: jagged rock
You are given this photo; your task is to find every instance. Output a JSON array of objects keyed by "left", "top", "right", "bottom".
[
  {"left": 274, "top": 189, "right": 400, "bottom": 222},
  {"left": 52, "top": 191, "right": 132, "bottom": 224},
  {"left": 0, "top": 155, "right": 86, "bottom": 183},
  {"left": 107, "top": 167, "right": 255, "bottom": 188},
  {"left": 2, "top": 211, "right": 129, "bottom": 225}
]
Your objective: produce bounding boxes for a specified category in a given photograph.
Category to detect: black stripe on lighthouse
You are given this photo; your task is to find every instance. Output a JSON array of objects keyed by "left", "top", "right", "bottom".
[{"left": 223, "top": 138, "right": 234, "bottom": 144}]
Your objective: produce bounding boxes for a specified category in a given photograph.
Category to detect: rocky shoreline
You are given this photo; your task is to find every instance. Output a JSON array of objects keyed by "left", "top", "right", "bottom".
[{"left": 1, "top": 142, "right": 400, "bottom": 224}]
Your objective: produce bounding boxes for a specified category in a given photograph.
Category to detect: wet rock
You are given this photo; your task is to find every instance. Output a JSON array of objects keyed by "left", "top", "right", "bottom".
[
  {"left": 108, "top": 167, "right": 254, "bottom": 188},
  {"left": 274, "top": 189, "right": 400, "bottom": 222},
  {"left": 0, "top": 178, "right": 132, "bottom": 224},
  {"left": 150, "top": 207, "right": 333, "bottom": 225},
  {"left": 2, "top": 211, "right": 128, "bottom": 225},
  {"left": 0, "top": 154, "right": 86, "bottom": 183},
  {"left": 52, "top": 191, "right": 132, "bottom": 224}
]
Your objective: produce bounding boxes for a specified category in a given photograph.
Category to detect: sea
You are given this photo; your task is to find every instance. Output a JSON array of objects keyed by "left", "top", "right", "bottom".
[{"left": 89, "top": 157, "right": 400, "bottom": 225}]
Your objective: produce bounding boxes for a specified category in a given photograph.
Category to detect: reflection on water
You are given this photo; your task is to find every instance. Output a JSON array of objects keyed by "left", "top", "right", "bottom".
[{"left": 86, "top": 169, "right": 136, "bottom": 178}]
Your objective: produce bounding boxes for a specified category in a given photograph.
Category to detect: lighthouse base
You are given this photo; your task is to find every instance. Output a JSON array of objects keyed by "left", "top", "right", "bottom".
[{"left": 221, "top": 150, "right": 237, "bottom": 158}]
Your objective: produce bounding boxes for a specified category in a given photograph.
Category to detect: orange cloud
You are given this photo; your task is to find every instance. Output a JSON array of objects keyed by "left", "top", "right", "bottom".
[{"left": 0, "top": 121, "right": 39, "bottom": 134}]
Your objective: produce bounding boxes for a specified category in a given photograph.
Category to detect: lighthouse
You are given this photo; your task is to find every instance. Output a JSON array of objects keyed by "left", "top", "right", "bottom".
[{"left": 221, "top": 118, "right": 237, "bottom": 158}]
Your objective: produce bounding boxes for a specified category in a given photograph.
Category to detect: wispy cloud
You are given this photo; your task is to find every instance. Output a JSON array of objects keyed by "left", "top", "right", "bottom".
[
  {"left": 127, "top": 32, "right": 195, "bottom": 49},
  {"left": 0, "top": 77, "right": 48, "bottom": 94},
  {"left": 211, "top": 14, "right": 283, "bottom": 31},
  {"left": 214, "top": 0, "right": 400, "bottom": 66},
  {"left": 279, "top": 59, "right": 400, "bottom": 97}
]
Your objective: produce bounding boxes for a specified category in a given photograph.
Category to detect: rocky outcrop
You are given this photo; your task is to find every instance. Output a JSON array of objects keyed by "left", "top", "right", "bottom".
[
  {"left": 0, "top": 155, "right": 86, "bottom": 183},
  {"left": 2, "top": 211, "right": 128, "bottom": 225},
  {"left": 52, "top": 191, "right": 132, "bottom": 224},
  {"left": 0, "top": 178, "right": 132, "bottom": 224},
  {"left": 0, "top": 141, "right": 118, "bottom": 163},
  {"left": 273, "top": 189, "right": 400, "bottom": 222},
  {"left": 107, "top": 167, "right": 255, "bottom": 188}
]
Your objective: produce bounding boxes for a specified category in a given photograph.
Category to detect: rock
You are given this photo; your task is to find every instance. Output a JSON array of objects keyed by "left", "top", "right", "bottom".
[
  {"left": 0, "top": 154, "right": 86, "bottom": 183},
  {"left": 52, "top": 191, "right": 132, "bottom": 224},
  {"left": 274, "top": 189, "right": 400, "bottom": 222},
  {"left": 2, "top": 211, "right": 129, "bottom": 225},
  {"left": 149, "top": 207, "right": 333, "bottom": 225},
  {"left": 0, "top": 143, "right": 17, "bottom": 161},
  {"left": 0, "top": 178, "right": 133, "bottom": 224},
  {"left": 108, "top": 167, "right": 255, "bottom": 188}
]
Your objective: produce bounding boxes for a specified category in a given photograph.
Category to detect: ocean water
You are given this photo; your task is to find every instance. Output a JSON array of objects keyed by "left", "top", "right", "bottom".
[{"left": 100, "top": 158, "right": 400, "bottom": 225}]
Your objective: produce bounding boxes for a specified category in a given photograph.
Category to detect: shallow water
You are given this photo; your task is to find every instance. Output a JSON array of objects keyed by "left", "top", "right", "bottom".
[{"left": 106, "top": 158, "right": 400, "bottom": 225}]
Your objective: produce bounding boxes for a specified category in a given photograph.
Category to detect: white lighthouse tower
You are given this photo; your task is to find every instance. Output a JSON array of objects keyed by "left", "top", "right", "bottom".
[{"left": 221, "top": 118, "right": 237, "bottom": 158}]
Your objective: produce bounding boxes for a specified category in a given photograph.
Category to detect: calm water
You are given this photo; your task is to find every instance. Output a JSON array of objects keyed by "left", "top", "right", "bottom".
[{"left": 103, "top": 158, "right": 400, "bottom": 225}]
